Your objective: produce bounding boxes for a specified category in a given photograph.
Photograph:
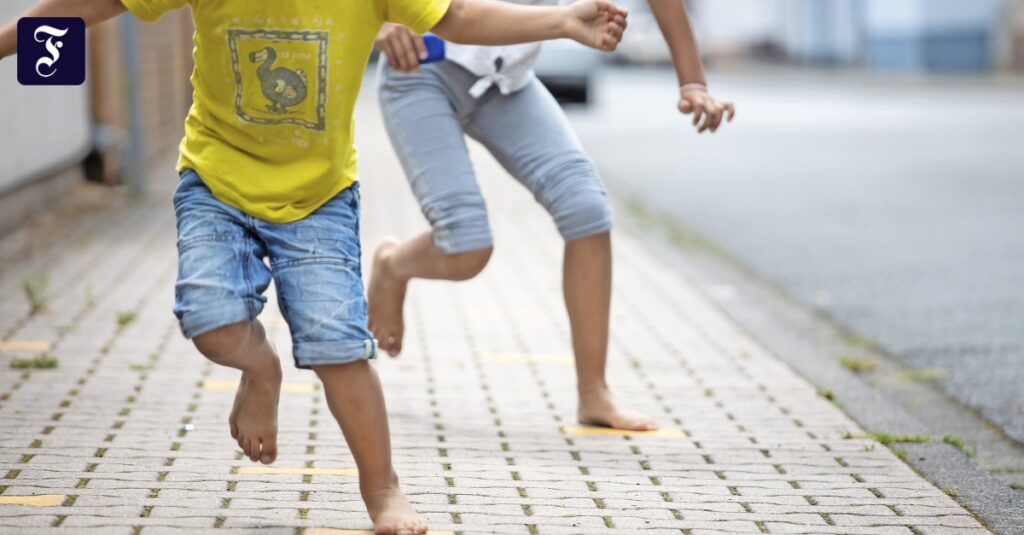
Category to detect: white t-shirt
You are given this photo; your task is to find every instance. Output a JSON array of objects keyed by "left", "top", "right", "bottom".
[{"left": 444, "top": 0, "right": 558, "bottom": 98}]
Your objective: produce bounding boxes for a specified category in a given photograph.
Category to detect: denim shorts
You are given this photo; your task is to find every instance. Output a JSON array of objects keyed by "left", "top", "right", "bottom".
[{"left": 172, "top": 170, "right": 377, "bottom": 368}]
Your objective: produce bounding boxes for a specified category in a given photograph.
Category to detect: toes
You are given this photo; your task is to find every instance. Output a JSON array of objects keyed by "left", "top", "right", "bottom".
[
  {"left": 244, "top": 438, "right": 258, "bottom": 462},
  {"left": 260, "top": 435, "right": 278, "bottom": 465},
  {"left": 229, "top": 418, "right": 239, "bottom": 440},
  {"left": 381, "top": 331, "right": 402, "bottom": 357},
  {"left": 374, "top": 523, "right": 397, "bottom": 535}
]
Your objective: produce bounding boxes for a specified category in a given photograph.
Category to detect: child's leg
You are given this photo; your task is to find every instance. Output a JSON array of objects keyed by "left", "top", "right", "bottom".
[
  {"left": 193, "top": 320, "right": 282, "bottom": 464},
  {"left": 258, "top": 183, "right": 423, "bottom": 533},
  {"left": 313, "top": 361, "right": 425, "bottom": 535},
  {"left": 372, "top": 61, "right": 497, "bottom": 356},
  {"left": 466, "top": 79, "right": 657, "bottom": 431},
  {"left": 173, "top": 170, "right": 283, "bottom": 463}
]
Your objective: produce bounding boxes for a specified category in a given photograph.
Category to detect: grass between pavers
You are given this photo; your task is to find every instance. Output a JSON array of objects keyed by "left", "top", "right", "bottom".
[
  {"left": 10, "top": 354, "right": 59, "bottom": 369},
  {"left": 117, "top": 311, "right": 137, "bottom": 327},
  {"left": 898, "top": 368, "right": 949, "bottom": 382},
  {"left": 22, "top": 276, "right": 48, "bottom": 315},
  {"left": 867, "top": 432, "right": 932, "bottom": 446},
  {"left": 941, "top": 434, "right": 976, "bottom": 457},
  {"left": 839, "top": 355, "right": 877, "bottom": 373}
]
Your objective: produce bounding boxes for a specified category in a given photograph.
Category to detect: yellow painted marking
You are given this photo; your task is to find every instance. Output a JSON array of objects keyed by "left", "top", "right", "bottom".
[
  {"left": 477, "top": 352, "right": 573, "bottom": 365},
  {"left": 561, "top": 426, "right": 688, "bottom": 438},
  {"left": 299, "top": 524, "right": 452, "bottom": 528},
  {"left": 202, "top": 380, "right": 318, "bottom": 393},
  {"left": 236, "top": 466, "right": 358, "bottom": 476},
  {"left": 0, "top": 341, "right": 52, "bottom": 351},
  {"left": 0, "top": 495, "right": 66, "bottom": 507},
  {"left": 306, "top": 530, "right": 456, "bottom": 535}
]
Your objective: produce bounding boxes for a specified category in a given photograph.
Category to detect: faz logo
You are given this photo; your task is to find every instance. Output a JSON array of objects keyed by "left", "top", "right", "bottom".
[{"left": 17, "top": 17, "right": 86, "bottom": 85}]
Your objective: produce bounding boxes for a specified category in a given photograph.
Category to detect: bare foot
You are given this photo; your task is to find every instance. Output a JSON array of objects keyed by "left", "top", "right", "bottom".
[
  {"left": 578, "top": 387, "right": 658, "bottom": 431},
  {"left": 368, "top": 239, "right": 408, "bottom": 357},
  {"left": 365, "top": 484, "right": 427, "bottom": 535},
  {"left": 228, "top": 344, "right": 282, "bottom": 464}
]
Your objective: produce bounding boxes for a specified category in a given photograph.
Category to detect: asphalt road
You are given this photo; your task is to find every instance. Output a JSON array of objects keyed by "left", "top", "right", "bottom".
[{"left": 566, "top": 66, "right": 1024, "bottom": 445}]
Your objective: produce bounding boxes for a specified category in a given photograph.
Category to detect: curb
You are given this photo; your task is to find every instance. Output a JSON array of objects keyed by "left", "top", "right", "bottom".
[{"left": 615, "top": 197, "right": 1024, "bottom": 535}]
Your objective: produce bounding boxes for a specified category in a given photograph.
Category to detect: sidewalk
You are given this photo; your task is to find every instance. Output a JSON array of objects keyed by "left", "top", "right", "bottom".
[{"left": 0, "top": 87, "right": 990, "bottom": 535}]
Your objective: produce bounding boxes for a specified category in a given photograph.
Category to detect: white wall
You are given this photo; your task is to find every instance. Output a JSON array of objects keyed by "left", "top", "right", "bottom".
[{"left": 0, "top": 0, "right": 91, "bottom": 194}]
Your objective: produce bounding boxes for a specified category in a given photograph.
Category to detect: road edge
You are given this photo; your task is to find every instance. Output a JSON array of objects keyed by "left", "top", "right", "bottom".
[{"left": 613, "top": 196, "right": 1024, "bottom": 535}]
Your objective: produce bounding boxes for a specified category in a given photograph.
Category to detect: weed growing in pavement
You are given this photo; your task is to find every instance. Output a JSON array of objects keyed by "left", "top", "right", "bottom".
[
  {"left": 942, "top": 435, "right": 975, "bottom": 457},
  {"left": 839, "top": 355, "right": 877, "bottom": 374},
  {"left": 898, "top": 368, "right": 949, "bottom": 382},
  {"left": 22, "top": 276, "right": 49, "bottom": 315},
  {"left": 841, "top": 333, "right": 878, "bottom": 351},
  {"left": 866, "top": 432, "right": 931, "bottom": 446},
  {"left": 942, "top": 487, "right": 959, "bottom": 498},
  {"left": 10, "top": 354, "right": 59, "bottom": 369},
  {"left": 991, "top": 467, "right": 1024, "bottom": 474},
  {"left": 817, "top": 389, "right": 835, "bottom": 401},
  {"left": 117, "top": 311, "right": 137, "bottom": 327}
]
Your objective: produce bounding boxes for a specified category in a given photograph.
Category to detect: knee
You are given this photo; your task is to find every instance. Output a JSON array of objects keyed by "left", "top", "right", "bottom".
[
  {"left": 552, "top": 187, "right": 611, "bottom": 241},
  {"left": 193, "top": 321, "right": 256, "bottom": 361},
  {"left": 446, "top": 247, "right": 493, "bottom": 281}
]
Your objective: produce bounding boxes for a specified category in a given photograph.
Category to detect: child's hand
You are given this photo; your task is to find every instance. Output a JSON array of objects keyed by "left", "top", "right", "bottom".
[
  {"left": 375, "top": 23, "right": 426, "bottom": 73},
  {"left": 565, "top": 0, "right": 628, "bottom": 52},
  {"left": 679, "top": 87, "right": 735, "bottom": 134}
]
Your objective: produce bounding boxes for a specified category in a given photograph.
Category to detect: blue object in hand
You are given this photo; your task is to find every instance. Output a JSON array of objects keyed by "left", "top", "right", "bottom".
[{"left": 420, "top": 34, "right": 445, "bottom": 64}]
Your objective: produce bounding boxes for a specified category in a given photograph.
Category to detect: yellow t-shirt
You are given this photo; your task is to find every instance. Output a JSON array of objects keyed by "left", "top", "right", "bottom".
[{"left": 121, "top": 0, "right": 451, "bottom": 222}]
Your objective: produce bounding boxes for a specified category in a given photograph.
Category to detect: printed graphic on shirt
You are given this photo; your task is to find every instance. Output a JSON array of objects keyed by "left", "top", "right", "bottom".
[{"left": 227, "top": 29, "right": 328, "bottom": 131}]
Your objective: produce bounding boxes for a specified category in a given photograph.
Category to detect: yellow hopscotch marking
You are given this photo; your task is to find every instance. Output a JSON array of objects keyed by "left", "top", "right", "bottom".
[
  {"left": 299, "top": 524, "right": 452, "bottom": 528},
  {"left": 561, "top": 426, "right": 688, "bottom": 438},
  {"left": 0, "top": 495, "right": 66, "bottom": 507},
  {"left": 236, "top": 466, "right": 357, "bottom": 476},
  {"left": 0, "top": 341, "right": 52, "bottom": 351},
  {"left": 306, "top": 530, "right": 456, "bottom": 535},
  {"left": 477, "top": 352, "right": 573, "bottom": 365},
  {"left": 202, "top": 380, "right": 318, "bottom": 393}
]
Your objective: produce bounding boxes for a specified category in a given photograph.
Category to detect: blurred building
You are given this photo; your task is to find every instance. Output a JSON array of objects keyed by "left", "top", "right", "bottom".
[
  {"left": 0, "top": 4, "right": 193, "bottom": 234},
  {"left": 690, "top": 0, "right": 1021, "bottom": 72}
]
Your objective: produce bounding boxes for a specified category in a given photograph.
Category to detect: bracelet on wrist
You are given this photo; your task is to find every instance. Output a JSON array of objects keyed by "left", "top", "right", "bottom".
[{"left": 680, "top": 83, "right": 708, "bottom": 94}]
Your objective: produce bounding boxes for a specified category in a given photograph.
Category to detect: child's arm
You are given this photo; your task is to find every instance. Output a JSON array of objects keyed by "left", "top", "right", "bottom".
[
  {"left": 431, "top": 0, "right": 627, "bottom": 51},
  {"left": 0, "top": 0, "right": 126, "bottom": 59},
  {"left": 647, "top": 0, "right": 734, "bottom": 133}
]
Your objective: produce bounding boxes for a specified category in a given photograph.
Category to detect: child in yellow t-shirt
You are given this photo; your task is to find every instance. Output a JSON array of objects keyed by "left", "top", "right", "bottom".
[{"left": 0, "top": 0, "right": 626, "bottom": 532}]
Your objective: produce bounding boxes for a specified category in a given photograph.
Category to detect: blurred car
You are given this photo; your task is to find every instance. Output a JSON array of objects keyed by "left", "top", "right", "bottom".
[
  {"left": 608, "top": 0, "right": 672, "bottom": 65},
  {"left": 534, "top": 39, "right": 602, "bottom": 104}
]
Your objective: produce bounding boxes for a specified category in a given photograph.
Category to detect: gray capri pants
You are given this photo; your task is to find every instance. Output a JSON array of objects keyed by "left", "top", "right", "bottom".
[{"left": 378, "top": 60, "right": 612, "bottom": 254}]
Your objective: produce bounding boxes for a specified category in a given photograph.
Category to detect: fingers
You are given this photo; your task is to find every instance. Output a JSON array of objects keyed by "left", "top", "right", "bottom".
[
  {"left": 399, "top": 30, "right": 422, "bottom": 70},
  {"left": 411, "top": 32, "right": 428, "bottom": 63},
  {"left": 601, "top": 15, "right": 626, "bottom": 51},
  {"left": 681, "top": 92, "right": 735, "bottom": 133},
  {"left": 377, "top": 26, "right": 420, "bottom": 72},
  {"left": 595, "top": 0, "right": 629, "bottom": 19},
  {"left": 705, "top": 101, "right": 723, "bottom": 133},
  {"left": 389, "top": 32, "right": 418, "bottom": 72},
  {"left": 380, "top": 41, "right": 402, "bottom": 71}
]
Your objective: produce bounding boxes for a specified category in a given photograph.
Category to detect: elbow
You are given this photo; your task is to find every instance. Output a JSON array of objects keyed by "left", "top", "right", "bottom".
[{"left": 431, "top": 0, "right": 468, "bottom": 43}]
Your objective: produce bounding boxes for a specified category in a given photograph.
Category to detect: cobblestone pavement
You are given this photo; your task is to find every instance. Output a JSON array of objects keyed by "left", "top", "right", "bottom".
[{"left": 0, "top": 87, "right": 991, "bottom": 534}]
